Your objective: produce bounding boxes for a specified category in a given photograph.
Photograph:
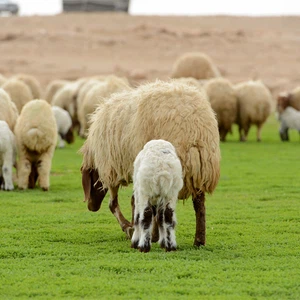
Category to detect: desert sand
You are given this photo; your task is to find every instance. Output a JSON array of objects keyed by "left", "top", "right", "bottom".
[{"left": 0, "top": 12, "right": 300, "bottom": 97}]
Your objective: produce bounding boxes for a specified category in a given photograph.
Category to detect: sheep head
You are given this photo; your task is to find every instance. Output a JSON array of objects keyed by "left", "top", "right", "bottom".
[{"left": 277, "top": 92, "right": 291, "bottom": 113}]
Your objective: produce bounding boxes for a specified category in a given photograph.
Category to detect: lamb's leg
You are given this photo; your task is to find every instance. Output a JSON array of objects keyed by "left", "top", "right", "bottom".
[
  {"left": 131, "top": 197, "right": 140, "bottom": 249},
  {"left": 17, "top": 155, "right": 32, "bottom": 190},
  {"left": 137, "top": 203, "right": 153, "bottom": 253},
  {"left": 109, "top": 185, "right": 133, "bottom": 238},
  {"left": 2, "top": 151, "right": 14, "bottom": 190},
  {"left": 164, "top": 203, "right": 177, "bottom": 251},
  {"left": 256, "top": 123, "right": 263, "bottom": 142},
  {"left": 193, "top": 191, "right": 206, "bottom": 246}
]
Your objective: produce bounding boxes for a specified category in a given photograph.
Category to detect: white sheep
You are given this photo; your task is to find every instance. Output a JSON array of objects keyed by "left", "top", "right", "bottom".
[
  {"left": 15, "top": 100, "right": 57, "bottom": 190},
  {"left": 0, "top": 88, "right": 19, "bottom": 132},
  {"left": 80, "top": 80, "right": 220, "bottom": 247},
  {"left": 2, "top": 79, "right": 33, "bottom": 113},
  {"left": 234, "top": 80, "right": 273, "bottom": 142},
  {"left": 44, "top": 79, "right": 69, "bottom": 103},
  {"left": 170, "top": 52, "right": 221, "bottom": 80},
  {"left": 12, "top": 73, "right": 42, "bottom": 100},
  {"left": 0, "top": 120, "right": 16, "bottom": 191},
  {"left": 51, "top": 106, "right": 74, "bottom": 148},
  {"left": 131, "top": 139, "right": 183, "bottom": 252}
]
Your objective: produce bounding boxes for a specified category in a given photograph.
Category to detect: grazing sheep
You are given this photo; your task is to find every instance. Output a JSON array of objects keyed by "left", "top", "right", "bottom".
[
  {"left": 170, "top": 52, "right": 221, "bottom": 80},
  {"left": 234, "top": 80, "right": 273, "bottom": 142},
  {"left": 277, "top": 88, "right": 300, "bottom": 111},
  {"left": 12, "top": 73, "right": 42, "bottom": 100},
  {"left": 277, "top": 95, "right": 300, "bottom": 141},
  {"left": 52, "top": 106, "right": 74, "bottom": 148},
  {"left": 2, "top": 79, "right": 33, "bottom": 113},
  {"left": 79, "top": 75, "right": 131, "bottom": 137},
  {"left": 0, "top": 88, "right": 19, "bottom": 132},
  {"left": 44, "top": 79, "right": 69, "bottom": 103},
  {"left": 203, "top": 78, "right": 238, "bottom": 142},
  {"left": 80, "top": 80, "right": 220, "bottom": 247},
  {"left": 0, "top": 120, "right": 16, "bottom": 191},
  {"left": 131, "top": 139, "right": 183, "bottom": 252},
  {"left": 15, "top": 100, "right": 57, "bottom": 191},
  {"left": 51, "top": 78, "right": 88, "bottom": 131}
]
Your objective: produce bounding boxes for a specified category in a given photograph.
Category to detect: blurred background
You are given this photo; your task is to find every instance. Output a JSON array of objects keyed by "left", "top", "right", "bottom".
[{"left": 6, "top": 0, "right": 300, "bottom": 16}]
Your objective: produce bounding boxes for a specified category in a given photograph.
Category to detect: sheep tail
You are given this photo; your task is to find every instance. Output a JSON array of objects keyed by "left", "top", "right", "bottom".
[
  {"left": 26, "top": 128, "right": 44, "bottom": 145},
  {"left": 158, "top": 171, "right": 173, "bottom": 195}
]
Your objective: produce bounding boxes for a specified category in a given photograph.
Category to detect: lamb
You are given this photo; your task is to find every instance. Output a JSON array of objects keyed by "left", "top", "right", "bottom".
[
  {"left": 170, "top": 52, "right": 221, "bottom": 80},
  {"left": 203, "top": 78, "right": 238, "bottom": 142},
  {"left": 80, "top": 80, "right": 220, "bottom": 247},
  {"left": 234, "top": 80, "right": 273, "bottom": 142},
  {"left": 131, "top": 139, "right": 183, "bottom": 252},
  {"left": 2, "top": 79, "right": 33, "bottom": 113},
  {"left": 277, "top": 95, "right": 300, "bottom": 141},
  {"left": 14, "top": 99, "right": 57, "bottom": 190},
  {"left": 0, "top": 120, "right": 16, "bottom": 191},
  {"left": 78, "top": 75, "right": 131, "bottom": 137},
  {"left": 277, "top": 87, "right": 300, "bottom": 111},
  {"left": 0, "top": 88, "right": 19, "bottom": 132},
  {"left": 51, "top": 106, "right": 74, "bottom": 148},
  {"left": 44, "top": 79, "right": 69, "bottom": 103},
  {"left": 12, "top": 73, "right": 42, "bottom": 100}
]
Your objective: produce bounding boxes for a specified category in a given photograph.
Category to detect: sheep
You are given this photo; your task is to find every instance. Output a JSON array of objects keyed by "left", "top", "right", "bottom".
[
  {"left": 12, "top": 73, "right": 42, "bottom": 100},
  {"left": 14, "top": 99, "right": 57, "bottom": 191},
  {"left": 277, "top": 95, "right": 300, "bottom": 141},
  {"left": 78, "top": 75, "right": 131, "bottom": 137},
  {"left": 0, "top": 88, "right": 19, "bottom": 132},
  {"left": 51, "top": 78, "right": 88, "bottom": 131},
  {"left": 80, "top": 80, "right": 220, "bottom": 247},
  {"left": 44, "top": 79, "right": 69, "bottom": 103},
  {"left": 0, "top": 120, "right": 16, "bottom": 191},
  {"left": 203, "top": 78, "right": 238, "bottom": 142},
  {"left": 234, "top": 80, "right": 273, "bottom": 142},
  {"left": 170, "top": 52, "right": 221, "bottom": 80},
  {"left": 131, "top": 139, "right": 183, "bottom": 252},
  {"left": 2, "top": 79, "right": 33, "bottom": 113},
  {"left": 51, "top": 106, "right": 74, "bottom": 148}
]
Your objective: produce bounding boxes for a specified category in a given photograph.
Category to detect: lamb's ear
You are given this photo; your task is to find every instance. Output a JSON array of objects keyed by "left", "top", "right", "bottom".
[{"left": 81, "top": 167, "right": 107, "bottom": 212}]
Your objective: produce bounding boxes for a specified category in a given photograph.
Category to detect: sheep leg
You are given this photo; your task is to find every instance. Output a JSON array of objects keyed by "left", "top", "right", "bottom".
[
  {"left": 131, "top": 196, "right": 140, "bottom": 249},
  {"left": 256, "top": 123, "right": 263, "bottom": 142},
  {"left": 109, "top": 185, "right": 133, "bottom": 238},
  {"left": 17, "top": 156, "right": 32, "bottom": 190},
  {"left": 151, "top": 205, "right": 160, "bottom": 243},
  {"left": 36, "top": 152, "right": 53, "bottom": 191},
  {"left": 160, "top": 203, "right": 177, "bottom": 252},
  {"left": 193, "top": 191, "right": 206, "bottom": 246},
  {"left": 137, "top": 203, "right": 153, "bottom": 253},
  {"left": 1, "top": 151, "right": 14, "bottom": 190}
]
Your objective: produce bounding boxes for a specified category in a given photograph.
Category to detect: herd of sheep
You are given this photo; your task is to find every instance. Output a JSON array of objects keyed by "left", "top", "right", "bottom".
[{"left": 0, "top": 51, "right": 299, "bottom": 251}]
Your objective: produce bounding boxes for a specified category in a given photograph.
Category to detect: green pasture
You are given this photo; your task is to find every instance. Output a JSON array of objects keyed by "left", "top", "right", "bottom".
[{"left": 0, "top": 115, "right": 299, "bottom": 299}]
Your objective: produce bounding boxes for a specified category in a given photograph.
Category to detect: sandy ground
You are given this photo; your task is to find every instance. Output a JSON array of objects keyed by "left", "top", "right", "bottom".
[{"left": 0, "top": 12, "right": 300, "bottom": 97}]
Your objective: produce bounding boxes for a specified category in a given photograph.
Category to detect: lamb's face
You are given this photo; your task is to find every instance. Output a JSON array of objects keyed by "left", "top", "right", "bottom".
[
  {"left": 277, "top": 93, "right": 290, "bottom": 113},
  {"left": 63, "top": 127, "right": 75, "bottom": 144}
]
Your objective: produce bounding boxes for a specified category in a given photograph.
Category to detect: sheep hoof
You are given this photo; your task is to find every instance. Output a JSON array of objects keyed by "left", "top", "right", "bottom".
[
  {"left": 139, "top": 245, "right": 150, "bottom": 253},
  {"left": 193, "top": 238, "right": 205, "bottom": 247},
  {"left": 131, "top": 240, "right": 139, "bottom": 249},
  {"left": 165, "top": 246, "right": 177, "bottom": 252},
  {"left": 42, "top": 187, "right": 49, "bottom": 191}
]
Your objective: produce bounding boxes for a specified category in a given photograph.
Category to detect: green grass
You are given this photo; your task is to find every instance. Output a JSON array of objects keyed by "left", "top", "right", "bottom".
[{"left": 0, "top": 115, "right": 299, "bottom": 299}]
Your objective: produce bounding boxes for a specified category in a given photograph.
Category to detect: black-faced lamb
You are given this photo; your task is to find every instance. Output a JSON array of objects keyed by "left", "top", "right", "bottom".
[
  {"left": 0, "top": 120, "right": 16, "bottom": 191},
  {"left": 277, "top": 95, "right": 300, "bottom": 141},
  {"left": 15, "top": 100, "right": 57, "bottom": 190},
  {"left": 80, "top": 80, "right": 220, "bottom": 247},
  {"left": 131, "top": 139, "right": 183, "bottom": 253}
]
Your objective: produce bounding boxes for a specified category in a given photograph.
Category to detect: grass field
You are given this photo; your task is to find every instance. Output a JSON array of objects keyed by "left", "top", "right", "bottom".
[{"left": 0, "top": 115, "right": 299, "bottom": 299}]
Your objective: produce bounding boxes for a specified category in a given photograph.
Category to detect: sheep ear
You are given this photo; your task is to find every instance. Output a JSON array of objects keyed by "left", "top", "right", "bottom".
[{"left": 81, "top": 167, "right": 107, "bottom": 212}]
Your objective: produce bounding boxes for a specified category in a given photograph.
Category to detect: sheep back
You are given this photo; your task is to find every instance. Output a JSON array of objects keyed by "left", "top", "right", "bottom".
[
  {"left": 15, "top": 99, "right": 57, "bottom": 153},
  {"left": 0, "top": 88, "right": 19, "bottom": 132},
  {"left": 2, "top": 79, "right": 33, "bottom": 113},
  {"left": 170, "top": 52, "right": 221, "bottom": 80},
  {"left": 12, "top": 74, "right": 42, "bottom": 100},
  {"left": 44, "top": 79, "right": 69, "bottom": 103},
  {"left": 84, "top": 80, "right": 220, "bottom": 198}
]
